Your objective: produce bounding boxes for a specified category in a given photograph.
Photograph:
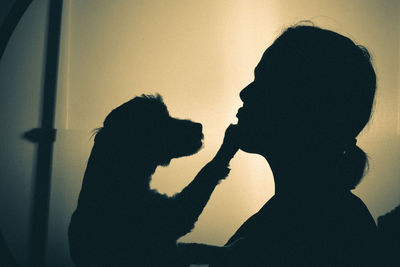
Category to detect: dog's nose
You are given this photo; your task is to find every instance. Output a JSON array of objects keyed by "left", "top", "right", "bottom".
[{"left": 194, "top": 123, "right": 203, "bottom": 132}]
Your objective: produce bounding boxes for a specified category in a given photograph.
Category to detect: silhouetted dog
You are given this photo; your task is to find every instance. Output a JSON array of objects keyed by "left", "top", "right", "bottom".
[{"left": 69, "top": 95, "right": 236, "bottom": 266}]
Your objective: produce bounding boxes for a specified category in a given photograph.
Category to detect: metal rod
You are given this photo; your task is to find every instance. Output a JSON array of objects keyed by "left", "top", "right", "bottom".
[{"left": 28, "top": 0, "right": 63, "bottom": 266}]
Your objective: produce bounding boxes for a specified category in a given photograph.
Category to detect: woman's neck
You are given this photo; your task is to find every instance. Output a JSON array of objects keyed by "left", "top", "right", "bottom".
[{"left": 265, "top": 150, "right": 344, "bottom": 196}]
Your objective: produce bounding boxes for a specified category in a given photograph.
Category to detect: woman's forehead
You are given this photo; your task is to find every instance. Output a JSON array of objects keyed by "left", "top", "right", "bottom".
[{"left": 254, "top": 45, "right": 280, "bottom": 77}]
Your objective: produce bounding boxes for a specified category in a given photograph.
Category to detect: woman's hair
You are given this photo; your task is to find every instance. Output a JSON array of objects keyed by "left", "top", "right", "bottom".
[{"left": 272, "top": 25, "right": 377, "bottom": 189}]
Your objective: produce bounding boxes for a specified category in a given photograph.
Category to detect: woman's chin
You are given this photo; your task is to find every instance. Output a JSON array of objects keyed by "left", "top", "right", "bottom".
[
  {"left": 239, "top": 143, "right": 259, "bottom": 154},
  {"left": 238, "top": 135, "right": 266, "bottom": 155}
]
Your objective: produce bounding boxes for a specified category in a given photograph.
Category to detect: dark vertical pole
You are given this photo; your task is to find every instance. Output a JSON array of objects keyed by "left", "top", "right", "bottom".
[{"left": 28, "top": 0, "right": 63, "bottom": 266}]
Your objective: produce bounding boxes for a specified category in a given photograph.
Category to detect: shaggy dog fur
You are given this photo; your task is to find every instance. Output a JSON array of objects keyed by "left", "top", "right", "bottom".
[{"left": 68, "top": 95, "right": 235, "bottom": 266}]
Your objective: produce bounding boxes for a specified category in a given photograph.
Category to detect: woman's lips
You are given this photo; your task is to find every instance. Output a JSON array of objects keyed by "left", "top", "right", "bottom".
[{"left": 236, "top": 107, "right": 243, "bottom": 118}]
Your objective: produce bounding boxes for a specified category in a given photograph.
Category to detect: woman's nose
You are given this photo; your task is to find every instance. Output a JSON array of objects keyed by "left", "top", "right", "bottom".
[{"left": 240, "top": 82, "right": 254, "bottom": 102}]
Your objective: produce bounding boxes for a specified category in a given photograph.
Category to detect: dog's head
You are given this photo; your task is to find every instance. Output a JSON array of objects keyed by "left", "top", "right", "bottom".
[{"left": 94, "top": 94, "right": 203, "bottom": 166}]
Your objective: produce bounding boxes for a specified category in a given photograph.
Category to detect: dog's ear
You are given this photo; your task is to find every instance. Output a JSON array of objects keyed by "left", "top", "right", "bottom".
[{"left": 94, "top": 94, "right": 170, "bottom": 157}]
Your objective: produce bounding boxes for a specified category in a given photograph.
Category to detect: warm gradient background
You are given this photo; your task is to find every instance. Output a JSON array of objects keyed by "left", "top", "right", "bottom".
[{"left": 0, "top": 0, "right": 399, "bottom": 266}]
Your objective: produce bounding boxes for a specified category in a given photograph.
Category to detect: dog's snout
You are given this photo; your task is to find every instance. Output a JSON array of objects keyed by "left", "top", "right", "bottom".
[
  {"left": 170, "top": 118, "right": 203, "bottom": 139},
  {"left": 194, "top": 123, "right": 202, "bottom": 132}
]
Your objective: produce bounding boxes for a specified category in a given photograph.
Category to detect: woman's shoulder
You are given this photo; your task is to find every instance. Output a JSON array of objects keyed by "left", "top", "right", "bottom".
[
  {"left": 300, "top": 190, "right": 377, "bottom": 234},
  {"left": 255, "top": 190, "right": 377, "bottom": 242},
  {"left": 224, "top": 191, "right": 378, "bottom": 266}
]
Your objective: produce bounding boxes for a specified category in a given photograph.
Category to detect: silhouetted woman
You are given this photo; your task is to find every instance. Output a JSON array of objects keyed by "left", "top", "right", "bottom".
[{"left": 181, "top": 24, "right": 378, "bottom": 266}]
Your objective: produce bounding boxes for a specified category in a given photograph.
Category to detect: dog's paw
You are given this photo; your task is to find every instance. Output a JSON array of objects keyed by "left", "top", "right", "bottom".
[{"left": 219, "top": 124, "right": 240, "bottom": 158}]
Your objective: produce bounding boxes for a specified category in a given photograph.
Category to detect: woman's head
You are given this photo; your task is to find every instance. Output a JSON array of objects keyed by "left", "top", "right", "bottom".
[{"left": 237, "top": 25, "right": 376, "bottom": 189}]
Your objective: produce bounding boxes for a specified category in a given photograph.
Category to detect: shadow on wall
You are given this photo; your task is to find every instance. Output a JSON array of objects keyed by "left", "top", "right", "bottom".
[{"left": 0, "top": 0, "right": 48, "bottom": 266}]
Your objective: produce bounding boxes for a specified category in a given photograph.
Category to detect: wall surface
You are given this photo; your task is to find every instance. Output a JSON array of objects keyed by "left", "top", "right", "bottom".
[
  {"left": 0, "top": 0, "right": 399, "bottom": 266},
  {"left": 0, "top": 0, "right": 48, "bottom": 266}
]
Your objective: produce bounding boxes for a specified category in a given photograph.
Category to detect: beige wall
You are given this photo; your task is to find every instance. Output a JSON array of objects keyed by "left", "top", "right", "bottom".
[
  {"left": 59, "top": 0, "right": 400, "bottom": 239},
  {"left": 0, "top": 0, "right": 398, "bottom": 266}
]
